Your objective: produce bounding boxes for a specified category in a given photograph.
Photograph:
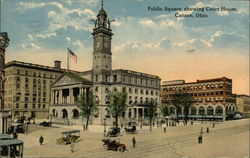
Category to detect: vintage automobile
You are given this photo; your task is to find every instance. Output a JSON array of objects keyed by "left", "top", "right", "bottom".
[
  {"left": 102, "top": 138, "right": 126, "bottom": 152},
  {"left": 8, "top": 123, "right": 25, "bottom": 134},
  {"left": 104, "top": 127, "right": 121, "bottom": 137},
  {"left": 56, "top": 130, "right": 80, "bottom": 145},
  {"left": 39, "top": 121, "right": 52, "bottom": 127},
  {"left": 124, "top": 125, "right": 137, "bottom": 134}
]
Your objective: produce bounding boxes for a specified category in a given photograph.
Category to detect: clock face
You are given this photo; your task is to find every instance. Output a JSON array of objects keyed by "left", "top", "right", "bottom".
[
  {"left": 0, "top": 36, "right": 8, "bottom": 48},
  {"left": 0, "top": 36, "right": 6, "bottom": 47}
]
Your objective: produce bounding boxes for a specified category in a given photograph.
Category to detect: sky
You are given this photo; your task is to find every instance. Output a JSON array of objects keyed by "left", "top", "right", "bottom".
[{"left": 0, "top": 0, "right": 249, "bottom": 95}]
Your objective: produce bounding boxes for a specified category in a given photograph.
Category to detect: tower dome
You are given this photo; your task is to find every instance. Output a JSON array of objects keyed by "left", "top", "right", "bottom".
[{"left": 98, "top": 9, "right": 107, "bottom": 17}]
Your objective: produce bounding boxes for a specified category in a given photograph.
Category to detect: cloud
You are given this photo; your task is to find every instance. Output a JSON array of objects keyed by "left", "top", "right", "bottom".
[
  {"left": 48, "top": 11, "right": 57, "bottom": 18},
  {"left": 65, "top": 37, "right": 71, "bottom": 42},
  {"left": 35, "top": 33, "right": 57, "bottom": 39},
  {"left": 139, "top": 19, "right": 156, "bottom": 27},
  {"left": 112, "top": 21, "right": 122, "bottom": 27},
  {"left": 27, "top": 34, "right": 33, "bottom": 41},
  {"left": 160, "top": 20, "right": 176, "bottom": 27},
  {"left": 113, "top": 41, "right": 142, "bottom": 53},
  {"left": 21, "top": 43, "right": 41, "bottom": 50},
  {"left": 20, "top": 2, "right": 64, "bottom": 10}
]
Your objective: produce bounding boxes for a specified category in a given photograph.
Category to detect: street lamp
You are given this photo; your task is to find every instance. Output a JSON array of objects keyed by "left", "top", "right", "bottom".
[
  {"left": 103, "top": 117, "right": 106, "bottom": 133},
  {"left": 50, "top": 114, "right": 52, "bottom": 122}
]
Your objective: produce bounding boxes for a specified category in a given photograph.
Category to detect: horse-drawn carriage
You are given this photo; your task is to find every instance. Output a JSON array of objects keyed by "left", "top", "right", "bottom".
[{"left": 56, "top": 130, "right": 80, "bottom": 145}]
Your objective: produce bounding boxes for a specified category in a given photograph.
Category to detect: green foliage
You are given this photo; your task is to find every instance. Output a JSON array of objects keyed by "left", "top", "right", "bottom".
[
  {"left": 107, "top": 91, "right": 128, "bottom": 127},
  {"left": 77, "top": 90, "right": 96, "bottom": 130},
  {"left": 145, "top": 101, "right": 158, "bottom": 131},
  {"left": 161, "top": 104, "right": 170, "bottom": 116},
  {"left": 147, "top": 101, "right": 158, "bottom": 119},
  {"left": 171, "top": 93, "right": 194, "bottom": 121}
]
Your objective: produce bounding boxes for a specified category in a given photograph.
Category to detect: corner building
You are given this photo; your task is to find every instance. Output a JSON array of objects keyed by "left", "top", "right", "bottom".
[
  {"left": 50, "top": 7, "right": 161, "bottom": 125},
  {"left": 161, "top": 77, "right": 236, "bottom": 120},
  {"left": 4, "top": 60, "right": 78, "bottom": 119}
]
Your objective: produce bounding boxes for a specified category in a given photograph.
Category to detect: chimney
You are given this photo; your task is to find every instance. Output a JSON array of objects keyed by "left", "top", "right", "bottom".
[{"left": 54, "top": 60, "right": 61, "bottom": 69}]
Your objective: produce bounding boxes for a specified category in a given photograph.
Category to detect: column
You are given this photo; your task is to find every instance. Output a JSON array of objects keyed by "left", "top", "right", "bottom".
[
  {"left": 136, "top": 108, "right": 139, "bottom": 119},
  {"left": 69, "top": 88, "right": 73, "bottom": 105},
  {"left": 58, "top": 90, "right": 62, "bottom": 104},
  {"left": 131, "top": 108, "right": 135, "bottom": 118},
  {"left": 51, "top": 90, "right": 54, "bottom": 105}
]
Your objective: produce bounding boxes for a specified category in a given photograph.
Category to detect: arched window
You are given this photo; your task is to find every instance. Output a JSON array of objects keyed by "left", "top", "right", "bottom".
[
  {"left": 191, "top": 106, "right": 197, "bottom": 115},
  {"left": 62, "top": 109, "right": 68, "bottom": 119},
  {"left": 207, "top": 106, "right": 214, "bottom": 115},
  {"left": 215, "top": 106, "right": 223, "bottom": 116},
  {"left": 198, "top": 106, "right": 205, "bottom": 115},
  {"left": 72, "top": 109, "right": 79, "bottom": 119}
]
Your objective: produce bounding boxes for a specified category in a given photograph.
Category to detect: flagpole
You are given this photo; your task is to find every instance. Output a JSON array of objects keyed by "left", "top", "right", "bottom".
[{"left": 67, "top": 48, "right": 69, "bottom": 72}]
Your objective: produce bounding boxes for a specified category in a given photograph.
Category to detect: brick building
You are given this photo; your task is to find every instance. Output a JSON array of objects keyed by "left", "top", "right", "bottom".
[{"left": 161, "top": 77, "right": 236, "bottom": 120}]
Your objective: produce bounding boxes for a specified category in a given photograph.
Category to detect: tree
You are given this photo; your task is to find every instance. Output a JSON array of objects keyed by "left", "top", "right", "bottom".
[
  {"left": 77, "top": 90, "right": 96, "bottom": 130},
  {"left": 182, "top": 93, "right": 194, "bottom": 122},
  {"left": 171, "top": 93, "right": 183, "bottom": 123},
  {"left": 107, "top": 91, "right": 127, "bottom": 127},
  {"left": 161, "top": 104, "right": 170, "bottom": 117},
  {"left": 171, "top": 93, "right": 194, "bottom": 123},
  {"left": 146, "top": 101, "right": 158, "bottom": 132}
]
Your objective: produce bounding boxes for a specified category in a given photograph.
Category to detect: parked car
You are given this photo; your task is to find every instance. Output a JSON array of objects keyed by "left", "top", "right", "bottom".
[
  {"left": 124, "top": 125, "right": 137, "bottom": 134},
  {"left": 102, "top": 138, "right": 126, "bottom": 152},
  {"left": 104, "top": 127, "right": 121, "bottom": 137},
  {"left": 39, "top": 121, "right": 52, "bottom": 127},
  {"left": 8, "top": 123, "right": 25, "bottom": 134},
  {"left": 56, "top": 130, "right": 80, "bottom": 145}
]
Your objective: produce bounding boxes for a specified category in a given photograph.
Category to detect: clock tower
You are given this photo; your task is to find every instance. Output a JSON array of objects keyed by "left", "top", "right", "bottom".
[{"left": 92, "top": 2, "right": 113, "bottom": 75}]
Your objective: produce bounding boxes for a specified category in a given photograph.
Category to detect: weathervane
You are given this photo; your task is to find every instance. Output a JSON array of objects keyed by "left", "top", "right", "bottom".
[{"left": 101, "top": 0, "right": 103, "bottom": 9}]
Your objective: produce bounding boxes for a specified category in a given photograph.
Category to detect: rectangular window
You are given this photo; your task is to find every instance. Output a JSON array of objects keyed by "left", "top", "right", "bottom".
[
  {"left": 113, "top": 75, "right": 117, "bottom": 82},
  {"left": 134, "top": 89, "right": 137, "bottom": 94},
  {"left": 141, "top": 89, "right": 144, "bottom": 94}
]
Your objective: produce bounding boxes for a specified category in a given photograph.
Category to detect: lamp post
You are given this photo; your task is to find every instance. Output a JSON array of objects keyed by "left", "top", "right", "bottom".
[{"left": 103, "top": 117, "right": 106, "bottom": 133}]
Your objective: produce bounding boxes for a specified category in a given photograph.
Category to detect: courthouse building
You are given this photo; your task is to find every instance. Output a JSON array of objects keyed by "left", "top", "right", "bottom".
[
  {"left": 49, "top": 6, "right": 161, "bottom": 126},
  {"left": 161, "top": 77, "right": 236, "bottom": 120},
  {"left": 4, "top": 60, "right": 78, "bottom": 119}
]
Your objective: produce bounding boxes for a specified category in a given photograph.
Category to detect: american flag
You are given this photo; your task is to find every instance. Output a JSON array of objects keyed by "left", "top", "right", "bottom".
[{"left": 68, "top": 48, "right": 77, "bottom": 63}]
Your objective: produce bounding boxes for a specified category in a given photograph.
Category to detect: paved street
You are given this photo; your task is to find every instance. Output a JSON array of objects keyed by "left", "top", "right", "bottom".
[{"left": 18, "top": 119, "right": 249, "bottom": 158}]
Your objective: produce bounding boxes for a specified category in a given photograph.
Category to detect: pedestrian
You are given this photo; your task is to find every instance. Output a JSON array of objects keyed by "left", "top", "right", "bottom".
[
  {"left": 207, "top": 127, "right": 209, "bottom": 133},
  {"left": 70, "top": 142, "right": 75, "bottom": 153},
  {"left": 191, "top": 121, "right": 193, "bottom": 125},
  {"left": 13, "top": 132, "right": 18, "bottom": 139},
  {"left": 132, "top": 135, "right": 136, "bottom": 148},
  {"left": 164, "top": 127, "right": 166, "bottom": 133},
  {"left": 39, "top": 136, "right": 44, "bottom": 145},
  {"left": 213, "top": 123, "right": 215, "bottom": 128}
]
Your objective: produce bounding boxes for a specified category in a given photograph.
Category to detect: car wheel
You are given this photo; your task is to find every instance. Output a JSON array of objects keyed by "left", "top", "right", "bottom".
[
  {"left": 117, "top": 147, "right": 124, "bottom": 152},
  {"left": 103, "top": 144, "right": 108, "bottom": 150}
]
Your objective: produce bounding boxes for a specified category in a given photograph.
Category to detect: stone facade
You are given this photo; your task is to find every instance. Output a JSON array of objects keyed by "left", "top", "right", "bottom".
[
  {"left": 4, "top": 60, "right": 79, "bottom": 119},
  {"left": 49, "top": 6, "right": 161, "bottom": 126},
  {"left": 236, "top": 95, "right": 250, "bottom": 118},
  {"left": 161, "top": 77, "right": 236, "bottom": 120}
]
